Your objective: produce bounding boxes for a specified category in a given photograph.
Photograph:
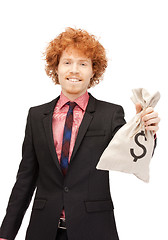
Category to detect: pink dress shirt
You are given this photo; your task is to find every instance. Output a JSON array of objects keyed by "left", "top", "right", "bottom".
[
  {"left": 52, "top": 91, "right": 89, "bottom": 219},
  {"left": 52, "top": 91, "right": 89, "bottom": 163}
]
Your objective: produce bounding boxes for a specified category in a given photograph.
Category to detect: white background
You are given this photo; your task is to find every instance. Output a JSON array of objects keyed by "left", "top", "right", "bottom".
[{"left": 0, "top": 0, "right": 167, "bottom": 239}]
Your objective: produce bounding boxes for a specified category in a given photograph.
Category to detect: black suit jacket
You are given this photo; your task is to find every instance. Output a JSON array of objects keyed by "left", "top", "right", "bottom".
[{"left": 0, "top": 93, "right": 126, "bottom": 240}]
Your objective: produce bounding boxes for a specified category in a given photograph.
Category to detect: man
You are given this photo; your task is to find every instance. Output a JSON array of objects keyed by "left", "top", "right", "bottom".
[{"left": 0, "top": 27, "right": 160, "bottom": 240}]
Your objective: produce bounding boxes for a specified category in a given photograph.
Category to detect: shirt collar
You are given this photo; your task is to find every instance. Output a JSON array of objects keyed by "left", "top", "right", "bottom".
[{"left": 58, "top": 91, "right": 89, "bottom": 111}]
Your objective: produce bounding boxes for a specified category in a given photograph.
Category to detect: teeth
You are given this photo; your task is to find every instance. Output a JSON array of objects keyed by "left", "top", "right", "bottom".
[{"left": 67, "top": 78, "right": 80, "bottom": 82}]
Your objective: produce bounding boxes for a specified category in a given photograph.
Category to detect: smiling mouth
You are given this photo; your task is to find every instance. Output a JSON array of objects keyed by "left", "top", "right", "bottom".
[{"left": 67, "top": 78, "right": 81, "bottom": 82}]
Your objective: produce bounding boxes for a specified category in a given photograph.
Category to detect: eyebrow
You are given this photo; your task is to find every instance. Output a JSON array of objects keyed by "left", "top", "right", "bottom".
[{"left": 62, "top": 58, "right": 90, "bottom": 62}]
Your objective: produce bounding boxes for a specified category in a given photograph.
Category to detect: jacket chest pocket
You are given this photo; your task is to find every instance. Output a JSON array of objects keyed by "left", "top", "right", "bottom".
[
  {"left": 82, "top": 130, "right": 107, "bottom": 156},
  {"left": 85, "top": 130, "right": 105, "bottom": 137}
]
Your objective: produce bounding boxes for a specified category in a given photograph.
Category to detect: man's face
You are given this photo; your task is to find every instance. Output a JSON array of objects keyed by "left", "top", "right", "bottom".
[{"left": 56, "top": 47, "right": 94, "bottom": 100}]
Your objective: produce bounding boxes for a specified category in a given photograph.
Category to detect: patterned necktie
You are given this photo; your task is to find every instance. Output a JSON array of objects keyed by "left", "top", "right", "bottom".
[{"left": 60, "top": 101, "right": 76, "bottom": 175}]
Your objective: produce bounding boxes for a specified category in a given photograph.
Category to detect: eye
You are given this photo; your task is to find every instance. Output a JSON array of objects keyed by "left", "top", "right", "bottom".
[
  {"left": 81, "top": 63, "right": 87, "bottom": 66},
  {"left": 63, "top": 60, "right": 71, "bottom": 65}
]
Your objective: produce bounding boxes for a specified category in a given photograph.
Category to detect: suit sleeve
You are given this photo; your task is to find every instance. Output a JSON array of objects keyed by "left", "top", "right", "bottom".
[
  {"left": 111, "top": 105, "right": 126, "bottom": 138},
  {"left": 0, "top": 108, "right": 39, "bottom": 240}
]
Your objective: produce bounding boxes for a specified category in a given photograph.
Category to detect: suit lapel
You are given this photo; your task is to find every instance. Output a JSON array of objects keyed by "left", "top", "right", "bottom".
[
  {"left": 42, "top": 96, "right": 63, "bottom": 175},
  {"left": 70, "top": 94, "right": 96, "bottom": 163}
]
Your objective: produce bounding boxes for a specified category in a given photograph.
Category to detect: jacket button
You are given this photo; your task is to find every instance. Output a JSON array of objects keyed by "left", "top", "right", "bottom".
[{"left": 64, "top": 186, "right": 69, "bottom": 192}]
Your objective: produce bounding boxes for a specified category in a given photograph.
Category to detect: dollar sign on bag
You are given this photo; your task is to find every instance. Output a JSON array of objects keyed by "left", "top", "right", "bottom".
[{"left": 130, "top": 130, "right": 147, "bottom": 162}]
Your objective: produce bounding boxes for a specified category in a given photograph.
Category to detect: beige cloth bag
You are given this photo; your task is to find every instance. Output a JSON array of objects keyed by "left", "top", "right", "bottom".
[{"left": 96, "top": 88, "right": 160, "bottom": 182}]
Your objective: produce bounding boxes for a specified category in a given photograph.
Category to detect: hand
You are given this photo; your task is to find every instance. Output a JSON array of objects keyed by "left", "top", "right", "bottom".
[{"left": 135, "top": 103, "right": 160, "bottom": 134}]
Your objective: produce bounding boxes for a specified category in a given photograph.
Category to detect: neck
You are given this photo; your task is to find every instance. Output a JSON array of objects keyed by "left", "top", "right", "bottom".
[{"left": 61, "top": 90, "right": 87, "bottom": 101}]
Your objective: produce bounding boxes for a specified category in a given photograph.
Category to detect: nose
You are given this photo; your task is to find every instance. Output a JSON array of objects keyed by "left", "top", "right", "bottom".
[{"left": 70, "top": 63, "right": 79, "bottom": 74}]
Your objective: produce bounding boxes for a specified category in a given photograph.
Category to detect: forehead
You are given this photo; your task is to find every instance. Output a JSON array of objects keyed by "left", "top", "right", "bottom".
[{"left": 61, "top": 47, "right": 90, "bottom": 61}]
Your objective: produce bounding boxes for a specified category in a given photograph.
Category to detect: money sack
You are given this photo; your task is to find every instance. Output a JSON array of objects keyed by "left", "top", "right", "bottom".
[{"left": 96, "top": 88, "right": 160, "bottom": 182}]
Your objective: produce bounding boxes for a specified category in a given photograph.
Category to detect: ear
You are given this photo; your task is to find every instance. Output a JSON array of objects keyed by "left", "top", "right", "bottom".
[{"left": 91, "top": 71, "right": 95, "bottom": 79}]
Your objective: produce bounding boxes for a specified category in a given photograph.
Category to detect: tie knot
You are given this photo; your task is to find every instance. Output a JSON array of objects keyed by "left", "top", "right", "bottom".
[{"left": 67, "top": 101, "right": 76, "bottom": 111}]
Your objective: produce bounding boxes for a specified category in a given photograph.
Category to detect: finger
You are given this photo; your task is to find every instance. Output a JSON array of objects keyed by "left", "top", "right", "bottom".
[
  {"left": 136, "top": 103, "right": 142, "bottom": 114},
  {"left": 141, "top": 107, "right": 155, "bottom": 117},
  {"left": 144, "top": 117, "right": 160, "bottom": 127},
  {"left": 142, "top": 112, "right": 159, "bottom": 122},
  {"left": 145, "top": 125, "right": 159, "bottom": 133}
]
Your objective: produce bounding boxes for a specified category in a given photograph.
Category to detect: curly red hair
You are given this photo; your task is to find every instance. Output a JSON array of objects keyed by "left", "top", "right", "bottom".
[{"left": 44, "top": 27, "right": 108, "bottom": 88}]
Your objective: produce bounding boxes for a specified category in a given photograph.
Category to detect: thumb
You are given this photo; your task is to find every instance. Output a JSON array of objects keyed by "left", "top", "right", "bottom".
[{"left": 135, "top": 103, "right": 142, "bottom": 114}]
